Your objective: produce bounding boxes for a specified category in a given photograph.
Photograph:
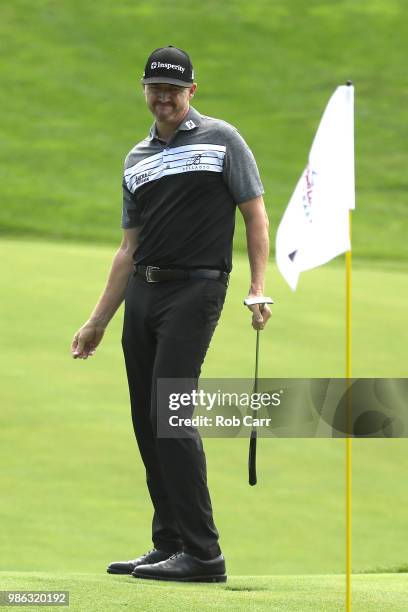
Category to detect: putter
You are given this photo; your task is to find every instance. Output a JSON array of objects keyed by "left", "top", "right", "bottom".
[{"left": 243, "top": 296, "right": 274, "bottom": 486}]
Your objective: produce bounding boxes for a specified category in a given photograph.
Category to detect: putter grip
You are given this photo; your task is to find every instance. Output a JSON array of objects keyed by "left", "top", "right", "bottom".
[
  {"left": 243, "top": 296, "right": 274, "bottom": 307},
  {"left": 248, "top": 430, "right": 257, "bottom": 486}
]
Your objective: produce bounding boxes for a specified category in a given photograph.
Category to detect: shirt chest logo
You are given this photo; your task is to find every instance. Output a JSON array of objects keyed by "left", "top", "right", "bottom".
[{"left": 125, "top": 144, "right": 226, "bottom": 193}]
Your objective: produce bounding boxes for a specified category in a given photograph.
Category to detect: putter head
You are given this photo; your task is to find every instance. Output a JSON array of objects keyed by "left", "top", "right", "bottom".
[{"left": 243, "top": 296, "right": 274, "bottom": 307}]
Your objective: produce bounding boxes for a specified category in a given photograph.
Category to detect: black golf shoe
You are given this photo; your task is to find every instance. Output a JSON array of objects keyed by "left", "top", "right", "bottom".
[
  {"left": 132, "top": 551, "right": 227, "bottom": 583},
  {"left": 107, "top": 548, "right": 178, "bottom": 575}
]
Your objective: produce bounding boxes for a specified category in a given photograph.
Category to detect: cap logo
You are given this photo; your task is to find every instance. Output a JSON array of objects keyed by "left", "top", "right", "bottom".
[{"left": 150, "top": 61, "right": 185, "bottom": 74}]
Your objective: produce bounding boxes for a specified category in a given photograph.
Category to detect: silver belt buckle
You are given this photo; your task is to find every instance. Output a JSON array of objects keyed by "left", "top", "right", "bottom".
[{"left": 146, "top": 266, "right": 160, "bottom": 282}]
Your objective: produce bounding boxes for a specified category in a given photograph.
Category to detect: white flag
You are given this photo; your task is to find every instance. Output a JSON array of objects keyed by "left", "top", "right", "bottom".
[{"left": 276, "top": 84, "right": 355, "bottom": 290}]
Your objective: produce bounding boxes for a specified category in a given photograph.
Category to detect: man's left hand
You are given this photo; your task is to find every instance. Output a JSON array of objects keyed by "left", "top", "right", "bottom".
[{"left": 245, "top": 297, "right": 272, "bottom": 331}]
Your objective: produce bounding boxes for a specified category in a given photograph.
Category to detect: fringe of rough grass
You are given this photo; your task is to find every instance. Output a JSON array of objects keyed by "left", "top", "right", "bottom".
[{"left": 353, "top": 564, "right": 408, "bottom": 574}]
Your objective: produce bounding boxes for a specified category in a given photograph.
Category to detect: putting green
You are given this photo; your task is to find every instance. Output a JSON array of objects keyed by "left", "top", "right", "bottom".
[
  {"left": 1, "top": 572, "right": 407, "bottom": 611},
  {"left": 0, "top": 239, "right": 407, "bottom": 582}
]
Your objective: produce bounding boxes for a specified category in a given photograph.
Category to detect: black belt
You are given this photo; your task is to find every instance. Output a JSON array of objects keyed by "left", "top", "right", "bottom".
[{"left": 134, "top": 265, "right": 229, "bottom": 286}]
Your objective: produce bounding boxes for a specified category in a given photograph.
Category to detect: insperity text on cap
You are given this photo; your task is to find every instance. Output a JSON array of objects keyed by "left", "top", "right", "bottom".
[{"left": 142, "top": 46, "right": 195, "bottom": 87}]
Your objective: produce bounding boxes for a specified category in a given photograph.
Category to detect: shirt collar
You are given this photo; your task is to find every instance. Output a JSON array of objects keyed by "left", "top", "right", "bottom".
[{"left": 147, "top": 106, "right": 201, "bottom": 142}]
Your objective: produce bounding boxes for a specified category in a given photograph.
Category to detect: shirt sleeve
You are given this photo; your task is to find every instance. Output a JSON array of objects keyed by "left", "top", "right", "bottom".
[
  {"left": 121, "top": 177, "right": 142, "bottom": 229},
  {"left": 222, "top": 126, "right": 264, "bottom": 204}
]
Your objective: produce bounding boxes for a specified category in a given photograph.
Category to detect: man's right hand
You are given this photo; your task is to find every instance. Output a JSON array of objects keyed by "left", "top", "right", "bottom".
[
  {"left": 70, "top": 229, "right": 139, "bottom": 360},
  {"left": 71, "top": 321, "right": 106, "bottom": 359}
]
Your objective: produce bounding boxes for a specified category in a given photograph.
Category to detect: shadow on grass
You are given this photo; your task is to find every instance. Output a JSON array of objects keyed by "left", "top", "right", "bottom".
[{"left": 225, "top": 585, "right": 269, "bottom": 592}]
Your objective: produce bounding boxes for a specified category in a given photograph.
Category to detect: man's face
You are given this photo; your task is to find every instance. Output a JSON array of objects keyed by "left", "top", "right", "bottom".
[{"left": 144, "top": 83, "right": 196, "bottom": 123}]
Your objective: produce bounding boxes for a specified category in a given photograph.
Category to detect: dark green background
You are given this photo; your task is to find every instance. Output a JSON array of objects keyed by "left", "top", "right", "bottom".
[{"left": 1, "top": 0, "right": 407, "bottom": 260}]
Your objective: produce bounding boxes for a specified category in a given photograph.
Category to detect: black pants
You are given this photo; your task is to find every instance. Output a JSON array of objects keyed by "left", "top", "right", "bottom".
[{"left": 121, "top": 273, "right": 227, "bottom": 560}]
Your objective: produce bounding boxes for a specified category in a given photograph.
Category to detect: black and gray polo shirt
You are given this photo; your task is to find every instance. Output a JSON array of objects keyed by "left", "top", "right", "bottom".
[{"left": 122, "top": 106, "right": 264, "bottom": 272}]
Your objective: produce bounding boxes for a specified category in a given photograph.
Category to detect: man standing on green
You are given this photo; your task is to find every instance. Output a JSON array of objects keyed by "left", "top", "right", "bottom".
[{"left": 71, "top": 46, "right": 270, "bottom": 583}]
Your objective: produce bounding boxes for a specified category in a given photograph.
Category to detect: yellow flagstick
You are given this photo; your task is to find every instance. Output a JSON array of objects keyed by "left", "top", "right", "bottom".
[{"left": 345, "top": 210, "right": 352, "bottom": 611}]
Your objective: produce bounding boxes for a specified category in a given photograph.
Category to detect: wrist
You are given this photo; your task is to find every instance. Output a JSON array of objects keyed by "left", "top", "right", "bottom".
[
  {"left": 88, "top": 315, "right": 109, "bottom": 329},
  {"left": 249, "top": 286, "right": 265, "bottom": 296}
]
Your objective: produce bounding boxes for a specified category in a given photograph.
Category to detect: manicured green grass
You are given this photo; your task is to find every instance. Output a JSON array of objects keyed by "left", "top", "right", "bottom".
[
  {"left": 2, "top": 2, "right": 407, "bottom": 606},
  {"left": 1, "top": 572, "right": 408, "bottom": 611},
  {"left": 1, "top": 0, "right": 408, "bottom": 260},
  {"left": 1, "top": 238, "right": 407, "bottom": 587}
]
